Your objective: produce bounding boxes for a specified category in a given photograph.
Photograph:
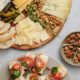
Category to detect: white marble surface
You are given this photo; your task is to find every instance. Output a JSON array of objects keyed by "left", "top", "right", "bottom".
[{"left": 0, "top": 0, "right": 80, "bottom": 80}]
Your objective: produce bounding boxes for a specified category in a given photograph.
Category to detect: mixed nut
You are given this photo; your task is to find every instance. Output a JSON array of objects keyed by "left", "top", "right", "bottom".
[{"left": 62, "top": 32, "right": 80, "bottom": 64}]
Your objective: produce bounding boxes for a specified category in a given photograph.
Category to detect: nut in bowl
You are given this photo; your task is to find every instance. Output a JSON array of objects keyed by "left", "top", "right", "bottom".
[{"left": 61, "top": 32, "right": 80, "bottom": 66}]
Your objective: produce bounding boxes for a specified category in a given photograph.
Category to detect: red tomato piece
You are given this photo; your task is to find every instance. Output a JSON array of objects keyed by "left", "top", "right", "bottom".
[
  {"left": 49, "top": 72, "right": 62, "bottom": 80},
  {"left": 18, "top": 57, "right": 34, "bottom": 68},
  {"left": 12, "top": 63, "right": 21, "bottom": 71}
]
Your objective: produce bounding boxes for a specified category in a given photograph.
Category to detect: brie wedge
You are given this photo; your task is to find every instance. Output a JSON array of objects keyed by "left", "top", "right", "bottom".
[{"left": 42, "top": 0, "right": 71, "bottom": 20}]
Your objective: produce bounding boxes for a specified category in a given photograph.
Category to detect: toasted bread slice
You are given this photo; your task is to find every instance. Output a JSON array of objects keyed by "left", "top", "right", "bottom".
[
  {"left": 0, "top": 21, "right": 5, "bottom": 29},
  {"left": 0, "top": 23, "right": 11, "bottom": 35},
  {"left": 0, "top": 27, "right": 16, "bottom": 42},
  {"left": 0, "top": 37, "right": 15, "bottom": 49}
]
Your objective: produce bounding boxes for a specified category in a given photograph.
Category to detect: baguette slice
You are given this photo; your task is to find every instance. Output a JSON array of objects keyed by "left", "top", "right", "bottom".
[
  {"left": 0, "top": 27, "right": 16, "bottom": 42},
  {"left": 0, "top": 23, "right": 11, "bottom": 34},
  {"left": 0, "top": 21, "right": 5, "bottom": 29},
  {"left": 0, "top": 37, "right": 15, "bottom": 49}
]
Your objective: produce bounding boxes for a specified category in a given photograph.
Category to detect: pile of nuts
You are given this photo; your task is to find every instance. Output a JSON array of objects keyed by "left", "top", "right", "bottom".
[{"left": 62, "top": 32, "right": 80, "bottom": 64}]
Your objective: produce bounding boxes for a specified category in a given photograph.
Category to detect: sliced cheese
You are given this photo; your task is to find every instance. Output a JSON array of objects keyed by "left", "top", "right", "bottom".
[
  {"left": 41, "top": 30, "right": 49, "bottom": 41},
  {"left": 19, "top": 0, "right": 33, "bottom": 12},
  {"left": 17, "top": 0, "right": 28, "bottom": 7},
  {"left": 14, "top": 14, "right": 25, "bottom": 24},
  {"left": 0, "top": 23, "right": 11, "bottom": 34},
  {"left": 16, "top": 17, "right": 33, "bottom": 30},
  {"left": 15, "top": 34, "right": 33, "bottom": 45},
  {"left": 42, "top": 0, "right": 71, "bottom": 20},
  {"left": 34, "top": 22, "right": 43, "bottom": 32},
  {"left": 33, "top": 32, "right": 41, "bottom": 43},
  {"left": 15, "top": 17, "right": 49, "bottom": 45}
]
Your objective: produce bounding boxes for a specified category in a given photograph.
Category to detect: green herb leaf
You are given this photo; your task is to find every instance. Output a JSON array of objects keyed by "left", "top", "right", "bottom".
[
  {"left": 21, "top": 62, "right": 27, "bottom": 67},
  {"left": 13, "top": 70, "right": 21, "bottom": 78},
  {"left": 51, "top": 67, "right": 58, "bottom": 73}
]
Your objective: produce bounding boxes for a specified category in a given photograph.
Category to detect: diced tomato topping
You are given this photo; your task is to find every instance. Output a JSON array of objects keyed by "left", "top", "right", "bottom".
[
  {"left": 12, "top": 63, "right": 21, "bottom": 71},
  {"left": 18, "top": 57, "right": 34, "bottom": 68},
  {"left": 30, "top": 74, "right": 38, "bottom": 80},
  {"left": 49, "top": 72, "right": 62, "bottom": 80}
]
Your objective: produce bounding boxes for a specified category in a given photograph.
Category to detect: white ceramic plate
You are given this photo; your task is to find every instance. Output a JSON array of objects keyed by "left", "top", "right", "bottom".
[{"left": 0, "top": 52, "right": 71, "bottom": 80}]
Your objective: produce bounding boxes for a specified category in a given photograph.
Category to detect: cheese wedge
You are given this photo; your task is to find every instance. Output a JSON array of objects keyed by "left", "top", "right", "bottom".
[
  {"left": 0, "top": 37, "right": 15, "bottom": 49},
  {"left": 0, "top": 21, "right": 5, "bottom": 29},
  {"left": 16, "top": 0, "right": 28, "bottom": 8},
  {"left": 0, "top": 27, "right": 16, "bottom": 42},
  {"left": 40, "top": 30, "right": 49, "bottom": 41},
  {"left": 15, "top": 17, "right": 49, "bottom": 45},
  {"left": 13, "top": 0, "right": 26, "bottom": 6},
  {"left": 15, "top": 34, "right": 33, "bottom": 45},
  {"left": 19, "top": 0, "right": 33, "bottom": 12},
  {"left": 34, "top": 22, "right": 43, "bottom": 32},
  {"left": 0, "top": 23, "right": 11, "bottom": 34},
  {"left": 42, "top": 0, "right": 71, "bottom": 20},
  {"left": 16, "top": 17, "right": 34, "bottom": 31},
  {"left": 14, "top": 14, "right": 25, "bottom": 24}
]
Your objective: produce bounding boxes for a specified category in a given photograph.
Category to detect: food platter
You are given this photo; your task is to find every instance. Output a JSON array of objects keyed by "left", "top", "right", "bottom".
[
  {"left": 0, "top": 52, "right": 71, "bottom": 80},
  {"left": 0, "top": 0, "right": 71, "bottom": 50}
]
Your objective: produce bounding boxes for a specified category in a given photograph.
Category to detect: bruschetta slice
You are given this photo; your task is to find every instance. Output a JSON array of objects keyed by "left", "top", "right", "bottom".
[
  {"left": 9, "top": 61, "right": 23, "bottom": 79},
  {"left": 18, "top": 52, "right": 36, "bottom": 70},
  {"left": 33, "top": 54, "right": 48, "bottom": 74}
]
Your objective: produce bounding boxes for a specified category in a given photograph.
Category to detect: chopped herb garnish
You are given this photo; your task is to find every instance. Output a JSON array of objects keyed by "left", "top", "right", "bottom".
[
  {"left": 12, "top": 70, "right": 21, "bottom": 78},
  {"left": 21, "top": 62, "right": 27, "bottom": 67},
  {"left": 51, "top": 67, "right": 58, "bottom": 74}
]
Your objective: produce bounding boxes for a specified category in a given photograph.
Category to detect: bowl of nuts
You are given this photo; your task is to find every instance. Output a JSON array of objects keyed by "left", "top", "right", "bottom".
[{"left": 61, "top": 32, "right": 80, "bottom": 66}]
